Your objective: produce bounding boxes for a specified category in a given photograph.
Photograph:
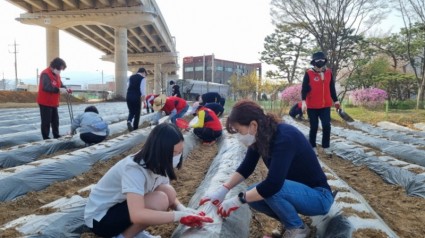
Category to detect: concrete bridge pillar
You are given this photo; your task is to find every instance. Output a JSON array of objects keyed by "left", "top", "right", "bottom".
[
  {"left": 114, "top": 27, "right": 128, "bottom": 99},
  {"left": 45, "top": 27, "right": 60, "bottom": 66},
  {"left": 154, "top": 63, "right": 162, "bottom": 94}
]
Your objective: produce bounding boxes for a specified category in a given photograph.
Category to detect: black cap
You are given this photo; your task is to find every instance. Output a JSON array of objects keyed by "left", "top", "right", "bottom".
[{"left": 310, "top": 52, "right": 327, "bottom": 64}]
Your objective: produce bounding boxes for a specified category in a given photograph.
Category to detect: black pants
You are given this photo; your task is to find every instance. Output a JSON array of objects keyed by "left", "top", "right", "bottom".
[
  {"left": 194, "top": 128, "right": 222, "bottom": 142},
  {"left": 126, "top": 94, "right": 141, "bottom": 130},
  {"left": 289, "top": 104, "right": 303, "bottom": 119},
  {"left": 39, "top": 104, "right": 60, "bottom": 139},
  {"left": 80, "top": 132, "right": 107, "bottom": 145},
  {"left": 307, "top": 107, "right": 331, "bottom": 148}
]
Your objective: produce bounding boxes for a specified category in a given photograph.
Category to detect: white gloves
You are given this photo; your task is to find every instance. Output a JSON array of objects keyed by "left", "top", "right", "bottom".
[
  {"left": 199, "top": 184, "right": 230, "bottom": 206},
  {"left": 217, "top": 196, "right": 243, "bottom": 218},
  {"left": 175, "top": 204, "right": 198, "bottom": 214},
  {"left": 302, "top": 100, "right": 307, "bottom": 112},
  {"left": 59, "top": 88, "right": 67, "bottom": 93}
]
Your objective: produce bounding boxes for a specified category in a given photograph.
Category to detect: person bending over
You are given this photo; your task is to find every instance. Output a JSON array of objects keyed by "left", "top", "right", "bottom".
[
  {"left": 84, "top": 123, "right": 213, "bottom": 238},
  {"left": 200, "top": 100, "right": 334, "bottom": 238}
]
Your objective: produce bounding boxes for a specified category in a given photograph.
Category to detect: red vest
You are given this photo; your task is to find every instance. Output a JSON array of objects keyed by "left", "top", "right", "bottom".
[
  {"left": 162, "top": 96, "right": 187, "bottom": 114},
  {"left": 36, "top": 67, "right": 62, "bottom": 107},
  {"left": 305, "top": 68, "right": 333, "bottom": 109},
  {"left": 201, "top": 107, "right": 222, "bottom": 131}
]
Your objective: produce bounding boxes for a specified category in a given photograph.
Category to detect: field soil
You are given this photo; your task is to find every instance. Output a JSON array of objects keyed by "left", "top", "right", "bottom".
[{"left": 0, "top": 92, "right": 424, "bottom": 238}]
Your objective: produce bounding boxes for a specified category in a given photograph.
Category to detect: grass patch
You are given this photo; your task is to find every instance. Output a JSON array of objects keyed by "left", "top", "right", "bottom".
[{"left": 331, "top": 107, "right": 425, "bottom": 128}]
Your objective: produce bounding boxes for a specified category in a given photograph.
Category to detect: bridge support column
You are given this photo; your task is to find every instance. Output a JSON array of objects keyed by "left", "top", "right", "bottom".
[
  {"left": 45, "top": 27, "right": 60, "bottom": 66},
  {"left": 114, "top": 27, "right": 128, "bottom": 98},
  {"left": 154, "top": 64, "right": 162, "bottom": 94}
]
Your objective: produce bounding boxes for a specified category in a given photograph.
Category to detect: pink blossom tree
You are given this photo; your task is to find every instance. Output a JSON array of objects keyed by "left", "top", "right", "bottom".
[
  {"left": 280, "top": 84, "right": 302, "bottom": 106},
  {"left": 350, "top": 87, "right": 388, "bottom": 109}
]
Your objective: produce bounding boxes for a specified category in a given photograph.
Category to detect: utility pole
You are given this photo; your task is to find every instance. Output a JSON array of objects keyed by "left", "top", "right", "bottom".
[{"left": 8, "top": 40, "right": 19, "bottom": 89}]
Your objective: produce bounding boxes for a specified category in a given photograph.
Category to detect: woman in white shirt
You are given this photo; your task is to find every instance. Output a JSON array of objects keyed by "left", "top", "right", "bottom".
[{"left": 84, "top": 123, "right": 213, "bottom": 238}]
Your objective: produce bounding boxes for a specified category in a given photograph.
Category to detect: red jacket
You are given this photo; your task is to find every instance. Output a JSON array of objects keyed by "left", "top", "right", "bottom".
[
  {"left": 162, "top": 96, "right": 187, "bottom": 115},
  {"left": 37, "top": 67, "right": 62, "bottom": 107},
  {"left": 305, "top": 68, "right": 333, "bottom": 109}
]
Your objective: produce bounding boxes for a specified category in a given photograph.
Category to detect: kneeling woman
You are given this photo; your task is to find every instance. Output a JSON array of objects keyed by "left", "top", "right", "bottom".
[
  {"left": 84, "top": 123, "right": 212, "bottom": 238},
  {"left": 70, "top": 106, "right": 109, "bottom": 145},
  {"left": 190, "top": 105, "right": 222, "bottom": 144},
  {"left": 200, "top": 100, "right": 334, "bottom": 238}
]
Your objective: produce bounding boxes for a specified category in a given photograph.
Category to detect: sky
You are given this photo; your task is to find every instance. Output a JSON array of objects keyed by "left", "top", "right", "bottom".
[{"left": 0, "top": 0, "right": 405, "bottom": 88}]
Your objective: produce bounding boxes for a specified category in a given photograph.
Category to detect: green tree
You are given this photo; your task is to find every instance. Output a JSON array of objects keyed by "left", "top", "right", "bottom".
[
  {"left": 228, "top": 71, "right": 260, "bottom": 100},
  {"left": 395, "top": 0, "right": 425, "bottom": 109},
  {"left": 260, "top": 24, "right": 313, "bottom": 84}
]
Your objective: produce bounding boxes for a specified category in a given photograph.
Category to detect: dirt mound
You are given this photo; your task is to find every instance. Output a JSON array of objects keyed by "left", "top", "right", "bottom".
[{"left": 0, "top": 91, "right": 83, "bottom": 105}]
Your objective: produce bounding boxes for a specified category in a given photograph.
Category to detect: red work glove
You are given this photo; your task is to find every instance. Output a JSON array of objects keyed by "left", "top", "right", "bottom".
[
  {"left": 199, "top": 184, "right": 230, "bottom": 206},
  {"left": 174, "top": 211, "right": 213, "bottom": 227},
  {"left": 66, "top": 88, "right": 72, "bottom": 94},
  {"left": 334, "top": 101, "right": 340, "bottom": 110},
  {"left": 217, "top": 196, "right": 243, "bottom": 218}
]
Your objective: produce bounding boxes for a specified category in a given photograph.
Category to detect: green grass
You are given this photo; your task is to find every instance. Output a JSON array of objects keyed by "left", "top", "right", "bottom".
[
  {"left": 331, "top": 107, "right": 425, "bottom": 128},
  {"left": 225, "top": 99, "right": 425, "bottom": 128}
]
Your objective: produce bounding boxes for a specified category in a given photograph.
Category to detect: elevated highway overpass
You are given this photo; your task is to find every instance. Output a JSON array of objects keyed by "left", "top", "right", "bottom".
[{"left": 6, "top": 0, "right": 179, "bottom": 98}]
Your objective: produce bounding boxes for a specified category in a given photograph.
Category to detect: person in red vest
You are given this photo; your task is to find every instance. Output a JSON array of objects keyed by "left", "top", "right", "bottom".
[
  {"left": 301, "top": 52, "right": 340, "bottom": 155},
  {"left": 152, "top": 95, "right": 189, "bottom": 124},
  {"left": 288, "top": 101, "right": 304, "bottom": 120},
  {"left": 145, "top": 93, "right": 159, "bottom": 114},
  {"left": 36, "top": 57, "right": 72, "bottom": 140},
  {"left": 189, "top": 105, "right": 223, "bottom": 145}
]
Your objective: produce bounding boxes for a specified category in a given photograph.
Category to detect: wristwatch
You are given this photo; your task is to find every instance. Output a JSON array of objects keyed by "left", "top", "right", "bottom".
[{"left": 238, "top": 192, "right": 247, "bottom": 204}]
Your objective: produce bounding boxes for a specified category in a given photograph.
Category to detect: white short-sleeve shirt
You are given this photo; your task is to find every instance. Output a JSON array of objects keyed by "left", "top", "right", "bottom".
[{"left": 84, "top": 155, "right": 170, "bottom": 228}]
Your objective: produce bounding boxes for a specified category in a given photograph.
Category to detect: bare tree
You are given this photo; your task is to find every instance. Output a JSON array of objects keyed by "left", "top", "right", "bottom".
[
  {"left": 395, "top": 0, "right": 425, "bottom": 109},
  {"left": 270, "top": 0, "right": 388, "bottom": 77}
]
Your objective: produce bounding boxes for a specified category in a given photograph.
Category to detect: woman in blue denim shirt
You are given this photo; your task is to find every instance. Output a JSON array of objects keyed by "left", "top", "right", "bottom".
[
  {"left": 70, "top": 106, "right": 109, "bottom": 145},
  {"left": 199, "top": 100, "right": 334, "bottom": 238}
]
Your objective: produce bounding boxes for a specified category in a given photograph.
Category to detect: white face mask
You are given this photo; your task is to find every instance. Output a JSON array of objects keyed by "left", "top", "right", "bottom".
[
  {"left": 172, "top": 153, "right": 182, "bottom": 168},
  {"left": 53, "top": 69, "right": 61, "bottom": 75},
  {"left": 236, "top": 126, "right": 256, "bottom": 147}
]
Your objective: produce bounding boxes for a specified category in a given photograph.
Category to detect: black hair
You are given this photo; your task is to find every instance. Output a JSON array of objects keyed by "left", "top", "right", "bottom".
[
  {"left": 137, "top": 67, "right": 147, "bottom": 74},
  {"left": 50, "top": 57, "right": 67, "bottom": 70},
  {"left": 169, "top": 80, "right": 175, "bottom": 85},
  {"left": 226, "top": 100, "right": 280, "bottom": 159},
  {"left": 84, "top": 106, "right": 99, "bottom": 114},
  {"left": 133, "top": 123, "right": 184, "bottom": 180},
  {"left": 195, "top": 94, "right": 201, "bottom": 101}
]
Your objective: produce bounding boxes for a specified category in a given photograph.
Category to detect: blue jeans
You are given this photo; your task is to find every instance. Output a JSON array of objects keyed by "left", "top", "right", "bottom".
[
  {"left": 307, "top": 107, "right": 331, "bottom": 148},
  {"left": 247, "top": 180, "right": 334, "bottom": 229},
  {"left": 170, "top": 104, "right": 189, "bottom": 124}
]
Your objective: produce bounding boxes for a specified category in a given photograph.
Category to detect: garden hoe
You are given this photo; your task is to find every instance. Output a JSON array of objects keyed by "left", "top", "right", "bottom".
[{"left": 337, "top": 108, "right": 354, "bottom": 122}]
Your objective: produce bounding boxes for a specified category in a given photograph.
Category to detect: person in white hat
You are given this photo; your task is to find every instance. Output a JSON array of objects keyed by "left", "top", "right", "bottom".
[{"left": 152, "top": 95, "right": 189, "bottom": 125}]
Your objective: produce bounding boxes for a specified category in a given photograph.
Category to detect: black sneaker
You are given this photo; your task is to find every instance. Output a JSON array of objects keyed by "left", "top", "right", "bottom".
[{"left": 127, "top": 121, "right": 133, "bottom": 132}]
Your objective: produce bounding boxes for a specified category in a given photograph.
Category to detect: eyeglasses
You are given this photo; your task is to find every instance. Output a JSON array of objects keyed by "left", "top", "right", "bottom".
[{"left": 314, "top": 59, "right": 326, "bottom": 63}]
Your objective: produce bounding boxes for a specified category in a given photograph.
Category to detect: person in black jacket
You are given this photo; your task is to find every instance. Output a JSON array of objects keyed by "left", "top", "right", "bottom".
[
  {"left": 126, "top": 67, "right": 147, "bottom": 131},
  {"left": 201, "top": 92, "right": 225, "bottom": 107},
  {"left": 169, "top": 80, "right": 181, "bottom": 98}
]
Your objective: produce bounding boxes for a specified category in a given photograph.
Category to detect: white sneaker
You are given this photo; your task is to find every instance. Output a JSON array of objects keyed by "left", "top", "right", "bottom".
[
  {"left": 323, "top": 147, "right": 332, "bottom": 156},
  {"left": 283, "top": 225, "right": 310, "bottom": 238},
  {"left": 134, "top": 230, "right": 161, "bottom": 238}
]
